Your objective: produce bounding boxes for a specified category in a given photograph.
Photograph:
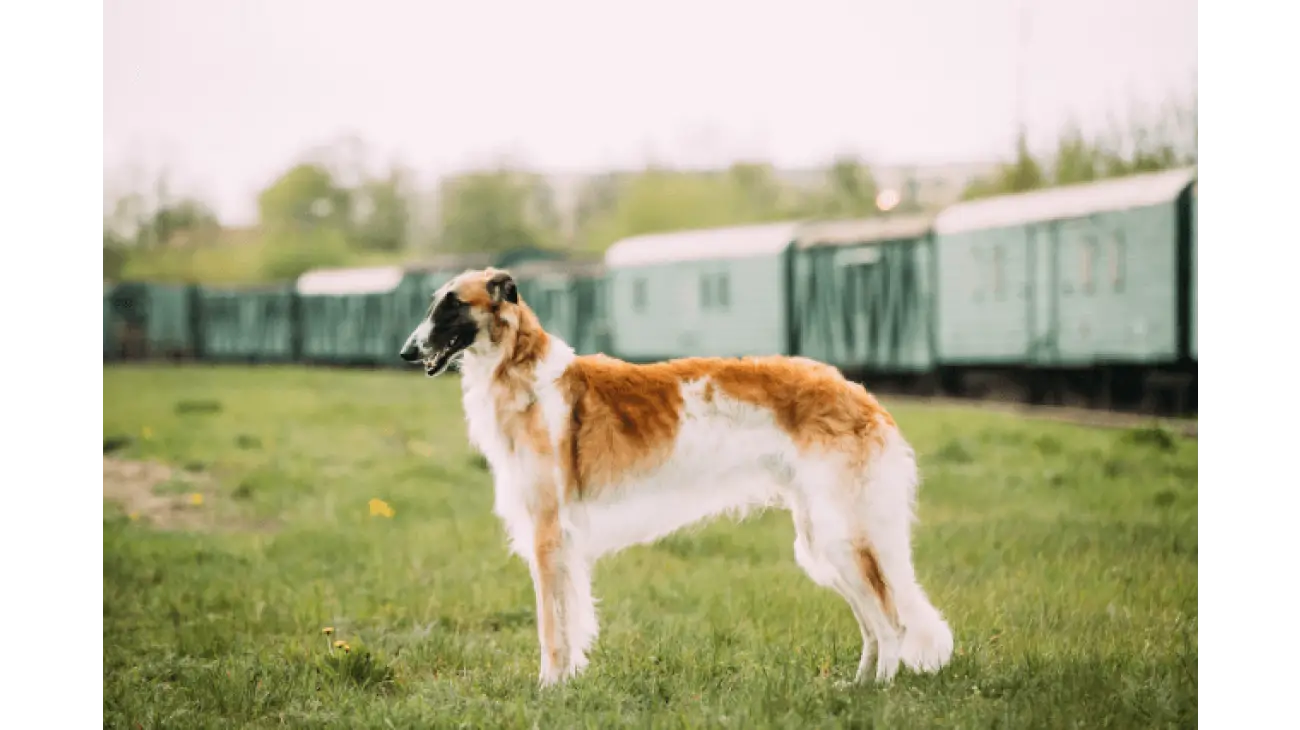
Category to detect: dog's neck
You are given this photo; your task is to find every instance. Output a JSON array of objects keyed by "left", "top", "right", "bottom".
[{"left": 460, "top": 302, "right": 571, "bottom": 407}]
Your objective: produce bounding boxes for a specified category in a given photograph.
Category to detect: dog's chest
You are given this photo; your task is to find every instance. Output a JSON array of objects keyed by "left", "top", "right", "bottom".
[
  {"left": 461, "top": 380, "right": 545, "bottom": 557},
  {"left": 461, "top": 381, "right": 511, "bottom": 466}
]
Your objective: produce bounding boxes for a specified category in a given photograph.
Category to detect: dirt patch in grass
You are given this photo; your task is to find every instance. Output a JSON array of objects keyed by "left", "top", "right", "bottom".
[{"left": 103, "top": 456, "right": 272, "bottom": 532}]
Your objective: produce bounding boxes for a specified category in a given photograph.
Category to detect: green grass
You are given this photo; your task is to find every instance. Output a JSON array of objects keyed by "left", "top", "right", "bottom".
[{"left": 103, "top": 365, "right": 1197, "bottom": 729}]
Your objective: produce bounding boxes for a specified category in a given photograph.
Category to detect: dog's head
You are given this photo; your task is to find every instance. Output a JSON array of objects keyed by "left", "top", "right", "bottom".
[{"left": 399, "top": 267, "right": 520, "bottom": 376}]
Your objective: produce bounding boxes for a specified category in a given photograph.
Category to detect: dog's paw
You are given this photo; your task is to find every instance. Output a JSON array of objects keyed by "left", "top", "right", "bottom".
[{"left": 538, "top": 661, "right": 575, "bottom": 688}]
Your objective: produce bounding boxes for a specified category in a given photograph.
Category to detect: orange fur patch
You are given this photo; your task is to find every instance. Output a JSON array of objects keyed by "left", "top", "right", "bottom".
[
  {"left": 557, "top": 355, "right": 896, "bottom": 500},
  {"left": 532, "top": 480, "right": 564, "bottom": 668},
  {"left": 853, "top": 542, "right": 899, "bottom": 627}
]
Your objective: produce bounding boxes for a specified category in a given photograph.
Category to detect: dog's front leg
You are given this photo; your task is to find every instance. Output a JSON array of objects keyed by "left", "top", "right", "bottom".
[{"left": 530, "top": 497, "right": 572, "bottom": 687}]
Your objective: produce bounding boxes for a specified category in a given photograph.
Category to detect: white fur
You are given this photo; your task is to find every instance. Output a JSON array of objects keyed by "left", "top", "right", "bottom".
[{"left": 449, "top": 324, "right": 952, "bottom": 687}]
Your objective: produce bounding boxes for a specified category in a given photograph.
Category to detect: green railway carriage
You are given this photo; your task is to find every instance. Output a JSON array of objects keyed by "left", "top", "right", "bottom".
[
  {"left": 296, "top": 266, "right": 406, "bottom": 364},
  {"left": 510, "top": 258, "right": 611, "bottom": 355},
  {"left": 603, "top": 221, "right": 803, "bottom": 362},
  {"left": 1190, "top": 176, "right": 1196, "bottom": 358},
  {"left": 197, "top": 285, "right": 298, "bottom": 362},
  {"left": 790, "top": 215, "right": 936, "bottom": 375},
  {"left": 103, "top": 282, "right": 196, "bottom": 359},
  {"left": 98, "top": 279, "right": 113, "bottom": 358},
  {"left": 931, "top": 167, "right": 1198, "bottom": 369},
  {"left": 1189, "top": 181, "right": 1197, "bottom": 361}
]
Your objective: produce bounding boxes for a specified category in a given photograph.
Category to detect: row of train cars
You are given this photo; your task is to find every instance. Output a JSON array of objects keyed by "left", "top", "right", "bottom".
[{"left": 105, "top": 166, "right": 1198, "bottom": 415}]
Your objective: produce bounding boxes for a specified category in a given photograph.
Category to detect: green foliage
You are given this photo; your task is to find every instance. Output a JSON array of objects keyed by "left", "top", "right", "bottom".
[
  {"left": 1052, "top": 121, "right": 1101, "bottom": 186},
  {"left": 258, "top": 163, "right": 352, "bottom": 232},
  {"left": 962, "top": 93, "right": 1198, "bottom": 201},
  {"left": 104, "top": 366, "right": 1197, "bottom": 728},
  {"left": 818, "top": 155, "right": 882, "bottom": 217},
  {"left": 577, "top": 166, "right": 801, "bottom": 251},
  {"left": 351, "top": 168, "right": 413, "bottom": 253},
  {"left": 260, "top": 227, "right": 354, "bottom": 281},
  {"left": 436, "top": 169, "right": 561, "bottom": 254},
  {"left": 104, "top": 229, "right": 129, "bottom": 280}
]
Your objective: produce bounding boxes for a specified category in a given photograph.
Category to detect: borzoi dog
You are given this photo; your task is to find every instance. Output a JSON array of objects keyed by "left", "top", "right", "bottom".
[{"left": 400, "top": 267, "right": 954, "bottom": 687}]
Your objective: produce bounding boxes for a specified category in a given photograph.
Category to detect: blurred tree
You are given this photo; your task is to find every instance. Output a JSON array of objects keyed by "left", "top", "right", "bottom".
[
  {"left": 1052, "top": 120, "right": 1101, "bottom": 185},
  {"left": 148, "top": 198, "right": 221, "bottom": 247},
  {"left": 726, "top": 161, "right": 786, "bottom": 219},
  {"left": 103, "top": 227, "right": 128, "bottom": 280},
  {"left": 961, "top": 102, "right": 1195, "bottom": 203},
  {"left": 255, "top": 162, "right": 354, "bottom": 279},
  {"left": 104, "top": 168, "right": 221, "bottom": 248},
  {"left": 436, "top": 169, "right": 559, "bottom": 254},
  {"left": 351, "top": 166, "right": 412, "bottom": 253},
  {"left": 1002, "top": 131, "right": 1047, "bottom": 193},
  {"left": 572, "top": 173, "right": 625, "bottom": 247},
  {"left": 260, "top": 227, "right": 352, "bottom": 280},
  {"left": 257, "top": 163, "right": 352, "bottom": 232},
  {"left": 525, "top": 175, "right": 564, "bottom": 242},
  {"left": 577, "top": 169, "right": 750, "bottom": 251},
  {"left": 819, "top": 156, "right": 881, "bottom": 217},
  {"left": 960, "top": 130, "right": 1047, "bottom": 201}
]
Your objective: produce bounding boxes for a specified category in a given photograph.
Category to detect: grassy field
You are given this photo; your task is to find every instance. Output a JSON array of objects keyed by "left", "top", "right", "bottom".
[{"left": 103, "top": 365, "right": 1197, "bottom": 728}]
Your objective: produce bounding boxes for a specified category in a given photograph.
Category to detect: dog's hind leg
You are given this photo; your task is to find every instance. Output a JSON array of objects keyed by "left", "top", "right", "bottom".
[
  {"left": 788, "top": 487, "right": 880, "bottom": 681},
  {"left": 792, "top": 435, "right": 954, "bottom": 684},
  {"left": 848, "top": 429, "right": 955, "bottom": 678}
]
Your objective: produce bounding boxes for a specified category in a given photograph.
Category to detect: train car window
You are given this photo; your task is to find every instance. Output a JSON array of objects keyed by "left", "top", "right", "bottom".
[
  {"left": 632, "top": 278, "right": 647, "bottom": 312},
  {"left": 1082, "top": 236, "right": 1097, "bottom": 295},
  {"left": 1111, "top": 233, "right": 1126, "bottom": 292},
  {"left": 993, "top": 246, "right": 1005, "bottom": 301},
  {"left": 716, "top": 274, "right": 730, "bottom": 310}
]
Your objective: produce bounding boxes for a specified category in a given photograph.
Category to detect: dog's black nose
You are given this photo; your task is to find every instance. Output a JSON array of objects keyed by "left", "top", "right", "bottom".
[{"left": 399, "top": 344, "right": 421, "bottom": 362}]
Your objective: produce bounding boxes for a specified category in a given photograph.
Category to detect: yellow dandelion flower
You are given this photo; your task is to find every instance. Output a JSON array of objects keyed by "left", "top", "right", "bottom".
[
  {"left": 333, "top": 640, "right": 350, "bottom": 652},
  {"left": 128, "top": 511, "right": 140, "bottom": 521},
  {"left": 189, "top": 493, "right": 204, "bottom": 506},
  {"left": 368, "top": 498, "right": 395, "bottom": 518},
  {"left": 141, "top": 426, "right": 153, "bottom": 440},
  {"left": 322, "top": 627, "right": 334, "bottom": 636}
]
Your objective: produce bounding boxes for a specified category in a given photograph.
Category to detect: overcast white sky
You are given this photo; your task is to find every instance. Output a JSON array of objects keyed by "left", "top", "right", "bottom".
[{"left": 104, "top": 0, "right": 1196, "bottom": 225}]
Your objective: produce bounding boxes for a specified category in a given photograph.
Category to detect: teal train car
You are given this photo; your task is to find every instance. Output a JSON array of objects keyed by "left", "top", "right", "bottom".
[
  {"left": 931, "top": 166, "right": 1197, "bottom": 407},
  {"left": 790, "top": 215, "right": 936, "bottom": 378},
  {"left": 197, "top": 285, "right": 298, "bottom": 362},
  {"left": 604, "top": 221, "right": 803, "bottom": 361},
  {"left": 1190, "top": 176, "right": 1196, "bottom": 358},
  {"left": 103, "top": 282, "right": 196, "bottom": 359},
  {"left": 296, "top": 265, "right": 406, "bottom": 364}
]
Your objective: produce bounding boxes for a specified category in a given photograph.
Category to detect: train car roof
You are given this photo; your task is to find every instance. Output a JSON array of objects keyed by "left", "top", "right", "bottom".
[
  {"left": 296, "top": 265, "right": 405, "bottom": 295},
  {"left": 604, "top": 221, "right": 803, "bottom": 267},
  {"left": 794, "top": 214, "right": 935, "bottom": 249},
  {"left": 933, "top": 166, "right": 1197, "bottom": 235}
]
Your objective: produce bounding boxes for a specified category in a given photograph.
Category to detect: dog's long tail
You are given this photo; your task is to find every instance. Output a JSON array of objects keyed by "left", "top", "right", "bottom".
[{"left": 862, "top": 426, "right": 955, "bottom": 673}]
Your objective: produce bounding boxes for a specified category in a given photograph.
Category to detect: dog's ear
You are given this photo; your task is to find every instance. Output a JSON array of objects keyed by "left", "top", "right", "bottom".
[{"left": 486, "top": 270, "right": 518, "bottom": 305}]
